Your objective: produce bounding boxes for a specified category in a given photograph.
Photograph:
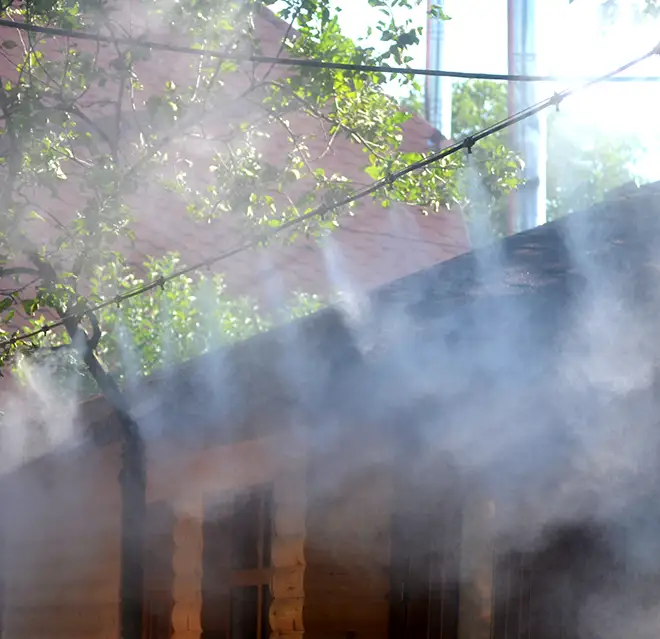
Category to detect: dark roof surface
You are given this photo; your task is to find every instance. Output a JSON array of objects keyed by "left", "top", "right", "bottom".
[
  {"left": 119, "top": 181, "right": 660, "bottom": 450},
  {"left": 14, "top": 180, "right": 660, "bottom": 552}
]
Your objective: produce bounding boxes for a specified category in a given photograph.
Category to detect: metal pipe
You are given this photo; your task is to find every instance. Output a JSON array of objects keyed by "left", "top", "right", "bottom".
[
  {"left": 425, "top": 0, "right": 433, "bottom": 123},
  {"left": 507, "top": 0, "right": 547, "bottom": 233},
  {"left": 425, "top": 0, "right": 452, "bottom": 137},
  {"left": 507, "top": 0, "right": 517, "bottom": 235}
]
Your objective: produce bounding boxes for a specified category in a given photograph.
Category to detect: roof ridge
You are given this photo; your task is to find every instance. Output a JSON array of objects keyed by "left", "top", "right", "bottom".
[{"left": 256, "top": 2, "right": 295, "bottom": 32}]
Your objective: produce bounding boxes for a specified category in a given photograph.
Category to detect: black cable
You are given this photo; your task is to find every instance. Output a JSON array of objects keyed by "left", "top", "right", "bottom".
[
  {"left": 1, "top": 42, "right": 658, "bottom": 351},
  {"left": 0, "top": 17, "right": 659, "bottom": 83}
]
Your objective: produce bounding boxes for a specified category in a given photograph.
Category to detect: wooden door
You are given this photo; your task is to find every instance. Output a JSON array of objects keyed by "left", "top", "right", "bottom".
[{"left": 201, "top": 499, "right": 232, "bottom": 639}]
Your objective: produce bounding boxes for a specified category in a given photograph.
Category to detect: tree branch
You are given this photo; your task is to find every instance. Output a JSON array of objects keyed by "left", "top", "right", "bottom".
[{"left": 262, "top": 79, "right": 390, "bottom": 162}]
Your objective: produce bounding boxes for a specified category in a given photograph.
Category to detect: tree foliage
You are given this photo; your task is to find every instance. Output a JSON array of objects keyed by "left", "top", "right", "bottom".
[
  {"left": 400, "top": 88, "right": 424, "bottom": 115},
  {"left": 16, "top": 254, "right": 323, "bottom": 395},
  {"left": 544, "top": 116, "right": 642, "bottom": 219},
  {"left": 400, "top": 81, "right": 522, "bottom": 239},
  {"left": 0, "top": 0, "right": 518, "bottom": 388},
  {"left": 449, "top": 79, "right": 521, "bottom": 238},
  {"left": 570, "top": 0, "right": 660, "bottom": 19},
  {"left": 450, "top": 79, "right": 642, "bottom": 236}
]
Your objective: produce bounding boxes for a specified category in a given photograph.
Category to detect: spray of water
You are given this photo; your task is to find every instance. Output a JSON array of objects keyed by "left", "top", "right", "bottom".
[
  {"left": 4, "top": 172, "right": 660, "bottom": 639},
  {"left": 3, "top": 2, "right": 660, "bottom": 637}
]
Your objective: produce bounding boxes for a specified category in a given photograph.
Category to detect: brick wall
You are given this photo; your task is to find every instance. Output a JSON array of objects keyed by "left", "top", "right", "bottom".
[
  {"left": 0, "top": 3, "right": 469, "bottom": 318},
  {"left": 1, "top": 442, "right": 121, "bottom": 639}
]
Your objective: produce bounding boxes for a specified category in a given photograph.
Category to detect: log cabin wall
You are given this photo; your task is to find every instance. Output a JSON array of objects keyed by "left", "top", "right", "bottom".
[
  {"left": 148, "top": 431, "right": 307, "bottom": 639},
  {"left": 143, "top": 501, "right": 176, "bottom": 639},
  {"left": 1, "top": 441, "right": 122, "bottom": 639},
  {"left": 170, "top": 499, "right": 204, "bottom": 639},
  {"left": 457, "top": 494, "right": 495, "bottom": 639},
  {"left": 300, "top": 421, "right": 469, "bottom": 639},
  {"left": 302, "top": 429, "right": 396, "bottom": 639},
  {"left": 269, "top": 464, "right": 307, "bottom": 639}
]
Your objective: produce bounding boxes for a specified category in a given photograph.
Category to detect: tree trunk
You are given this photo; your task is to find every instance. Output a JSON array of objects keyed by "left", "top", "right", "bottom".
[
  {"left": 27, "top": 252, "right": 146, "bottom": 639},
  {"left": 80, "top": 347, "right": 146, "bottom": 639}
]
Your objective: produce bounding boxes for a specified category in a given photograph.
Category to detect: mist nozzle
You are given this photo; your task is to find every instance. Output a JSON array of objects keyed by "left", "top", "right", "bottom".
[{"left": 550, "top": 92, "right": 563, "bottom": 112}]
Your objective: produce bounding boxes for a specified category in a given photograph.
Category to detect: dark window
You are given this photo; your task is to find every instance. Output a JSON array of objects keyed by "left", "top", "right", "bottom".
[
  {"left": 230, "top": 586, "right": 258, "bottom": 639},
  {"left": 388, "top": 462, "right": 462, "bottom": 639},
  {"left": 202, "top": 485, "right": 273, "bottom": 639},
  {"left": 231, "top": 493, "right": 261, "bottom": 570},
  {"left": 491, "top": 525, "right": 616, "bottom": 639}
]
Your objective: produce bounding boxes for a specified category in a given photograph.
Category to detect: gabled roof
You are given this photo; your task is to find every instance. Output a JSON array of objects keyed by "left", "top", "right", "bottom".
[{"left": 76, "top": 181, "right": 660, "bottom": 455}]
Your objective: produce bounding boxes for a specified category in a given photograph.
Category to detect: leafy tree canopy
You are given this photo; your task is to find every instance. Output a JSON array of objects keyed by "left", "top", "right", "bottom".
[
  {"left": 0, "top": 0, "right": 519, "bottom": 393},
  {"left": 448, "top": 79, "right": 641, "bottom": 237},
  {"left": 570, "top": 0, "right": 660, "bottom": 19},
  {"left": 16, "top": 254, "right": 323, "bottom": 394}
]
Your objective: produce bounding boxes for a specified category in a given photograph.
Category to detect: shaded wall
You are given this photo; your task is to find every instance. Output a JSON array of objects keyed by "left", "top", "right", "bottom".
[
  {"left": 1, "top": 441, "right": 121, "bottom": 639},
  {"left": 303, "top": 460, "right": 395, "bottom": 639},
  {"left": 301, "top": 423, "right": 464, "bottom": 639}
]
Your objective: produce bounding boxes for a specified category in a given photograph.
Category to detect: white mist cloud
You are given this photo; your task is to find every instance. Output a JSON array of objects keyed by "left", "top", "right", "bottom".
[{"left": 0, "top": 357, "right": 81, "bottom": 475}]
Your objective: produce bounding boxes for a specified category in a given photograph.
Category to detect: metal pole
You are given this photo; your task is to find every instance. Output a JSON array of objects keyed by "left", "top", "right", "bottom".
[
  {"left": 426, "top": 0, "right": 452, "bottom": 137},
  {"left": 507, "top": 0, "right": 517, "bottom": 235},
  {"left": 508, "top": 0, "right": 547, "bottom": 233}
]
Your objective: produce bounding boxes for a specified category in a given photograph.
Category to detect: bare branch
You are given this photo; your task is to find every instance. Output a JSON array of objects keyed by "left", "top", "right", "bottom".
[
  {"left": 262, "top": 79, "right": 390, "bottom": 162},
  {"left": 260, "top": 0, "right": 302, "bottom": 83},
  {"left": 104, "top": 22, "right": 127, "bottom": 162}
]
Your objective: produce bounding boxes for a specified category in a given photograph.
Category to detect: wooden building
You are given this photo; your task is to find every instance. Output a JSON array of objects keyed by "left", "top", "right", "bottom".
[{"left": 3, "top": 182, "right": 660, "bottom": 639}]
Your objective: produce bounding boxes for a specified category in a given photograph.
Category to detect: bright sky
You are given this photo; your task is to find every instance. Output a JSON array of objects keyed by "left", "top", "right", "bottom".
[{"left": 331, "top": 0, "right": 660, "bottom": 181}]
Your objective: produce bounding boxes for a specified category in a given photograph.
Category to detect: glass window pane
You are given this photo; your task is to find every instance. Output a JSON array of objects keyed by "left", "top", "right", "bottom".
[
  {"left": 230, "top": 586, "right": 258, "bottom": 639},
  {"left": 262, "top": 488, "right": 273, "bottom": 569},
  {"left": 232, "top": 492, "right": 260, "bottom": 570},
  {"left": 261, "top": 585, "right": 272, "bottom": 639},
  {"left": 202, "top": 501, "right": 232, "bottom": 639}
]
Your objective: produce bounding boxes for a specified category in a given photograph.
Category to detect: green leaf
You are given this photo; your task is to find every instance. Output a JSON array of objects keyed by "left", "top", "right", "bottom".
[{"left": 22, "top": 299, "right": 39, "bottom": 316}]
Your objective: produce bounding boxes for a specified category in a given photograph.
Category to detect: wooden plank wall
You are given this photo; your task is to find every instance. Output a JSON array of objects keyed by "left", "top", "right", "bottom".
[
  {"left": 171, "top": 501, "right": 204, "bottom": 639},
  {"left": 303, "top": 460, "right": 395, "bottom": 639},
  {"left": 270, "top": 465, "right": 307, "bottom": 639},
  {"left": 159, "top": 432, "right": 307, "bottom": 639},
  {"left": 1, "top": 442, "right": 122, "bottom": 639}
]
